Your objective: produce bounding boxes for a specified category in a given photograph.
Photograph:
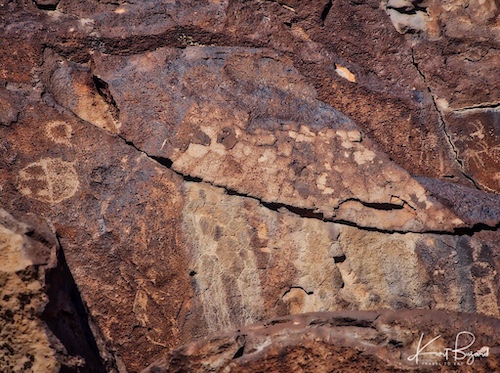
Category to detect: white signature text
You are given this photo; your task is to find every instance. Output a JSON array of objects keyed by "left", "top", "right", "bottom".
[{"left": 407, "top": 331, "right": 489, "bottom": 366}]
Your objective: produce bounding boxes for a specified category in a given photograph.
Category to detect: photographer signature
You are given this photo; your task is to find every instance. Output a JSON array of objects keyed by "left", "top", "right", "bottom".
[{"left": 407, "top": 331, "right": 489, "bottom": 365}]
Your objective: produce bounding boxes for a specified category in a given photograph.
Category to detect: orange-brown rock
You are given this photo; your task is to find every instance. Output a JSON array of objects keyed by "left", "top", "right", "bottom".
[{"left": 1, "top": 0, "right": 500, "bottom": 372}]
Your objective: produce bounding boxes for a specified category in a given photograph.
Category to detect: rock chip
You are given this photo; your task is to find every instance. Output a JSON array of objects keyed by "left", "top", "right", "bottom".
[{"left": 0, "top": 88, "right": 20, "bottom": 126}]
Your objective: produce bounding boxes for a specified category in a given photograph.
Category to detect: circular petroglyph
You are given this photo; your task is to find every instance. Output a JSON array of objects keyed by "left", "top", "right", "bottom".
[
  {"left": 18, "top": 158, "right": 79, "bottom": 204},
  {"left": 45, "top": 121, "right": 73, "bottom": 146}
]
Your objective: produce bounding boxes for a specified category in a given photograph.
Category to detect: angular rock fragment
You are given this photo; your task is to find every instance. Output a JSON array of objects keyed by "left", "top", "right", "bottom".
[
  {"left": 0, "top": 209, "right": 114, "bottom": 372},
  {"left": 0, "top": 88, "right": 21, "bottom": 126},
  {"left": 89, "top": 46, "right": 470, "bottom": 232}
]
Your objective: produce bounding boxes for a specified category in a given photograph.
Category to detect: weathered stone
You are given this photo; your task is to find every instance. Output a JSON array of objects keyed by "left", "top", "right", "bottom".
[
  {"left": 3, "top": 99, "right": 498, "bottom": 371},
  {"left": 338, "top": 227, "right": 500, "bottom": 317},
  {"left": 0, "top": 103, "right": 194, "bottom": 372},
  {"left": 439, "top": 108, "right": 500, "bottom": 193},
  {"left": 0, "top": 208, "right": 114, "bottom": 372},
  {"left": 0, "top": 88, "right": 21, "bottom": 126},
  {"left": 417, "top": 177, "right": 500, "bottom": 226},
  {"left": 43, "top": 50, "right": 119, "bottom": 134},
  {"left": 142, "top": 310, "right": 500, "bottom": 372},
  {"left": 88, "top": 46, "right": 471, "bottom": 232},
  {"left": 1, "top": 0, "right": 500, "bottom": 371}
]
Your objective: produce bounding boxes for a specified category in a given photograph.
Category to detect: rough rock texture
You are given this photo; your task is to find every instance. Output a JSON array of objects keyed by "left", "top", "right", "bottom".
[
  {"left": 0, "top": 208, "right": 116, "bottom": 372},
  {"left": 1, "top": 0, "right": 500, "bottom": 372},
  {"left": 90, "top": 46, "right": 466, "bottom": 232},
  {"left": 0, "top": 209, "right": 59, "bottom": 372},
  {"left": 143, "top": 310, "right": 500, "bottom": 372}
]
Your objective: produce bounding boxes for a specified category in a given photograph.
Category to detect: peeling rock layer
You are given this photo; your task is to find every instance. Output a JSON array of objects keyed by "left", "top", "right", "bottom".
[
  {"left": 1, "top": 0, "right": 500, "bottom": 372},
  {"left": 143, "top": 310, "right": 500, "bottom": 373}
]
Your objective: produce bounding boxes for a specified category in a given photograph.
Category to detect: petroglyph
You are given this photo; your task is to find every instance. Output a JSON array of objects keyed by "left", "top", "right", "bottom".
[
  {"left": 45, "top": 121, "right": 73, "bottom": 147},
  {"left": 132, "top": 287, "right": 150, "bottom": 327},
  {"left": 182, "top": 182, "right": 263, "bottom": 333},
  {"left": 17, "top": 158, "right": 79, "bottom": 204},
  {"left": 93, "top": 46, "right": 469, "bottom": 231},
  {"left": 181, "top": 182, "right": 348, "bottom": 329},
  {"left": 456, "top": 120, "right": 500, "bottom": 169}
]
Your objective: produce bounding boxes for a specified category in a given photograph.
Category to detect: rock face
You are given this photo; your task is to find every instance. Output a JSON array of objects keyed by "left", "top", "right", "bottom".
[
  {"left": 142, "top": 310, "right": 500, "bottom": 372},
  {"left": 1, "top": 0, "right": 500, "bottom": 372},
  {"left": 0, "top": 209, "right": 59, "bottom": 372},
  {"left": 0, "top": 209, "right": 117, "bottom": 372}
]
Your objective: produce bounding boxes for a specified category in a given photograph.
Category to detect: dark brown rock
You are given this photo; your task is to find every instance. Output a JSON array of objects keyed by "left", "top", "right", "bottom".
[
  {"left": 440, "top": 108, "right": 500, "bottom": 193},
  {"left": 0, "top": 88, "right": 21, "bottom": 126},
  {"left": 1, "top": 0, "right": 500, "bottom": 372},
  {"left": 0, "top": 103, "right": 194, "bottom": 371},
  {"left": 142, "top": 310, "right": 500, "bottom": 372}
]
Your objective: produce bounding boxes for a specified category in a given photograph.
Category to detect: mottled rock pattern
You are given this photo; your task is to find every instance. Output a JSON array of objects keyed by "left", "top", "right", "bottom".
[
  {"left": 143, "top": 310, "right": 500, "bottom": 372},
  {"left": 90, "top": 46, "right": 465, "bottom": 232},
  {"left": 181, "top": 181, "right": 500, "bottom": 337},
  {"left": 0, "top": 209, "right": 59, "bottom": 372},
  {"left": 0, "top": 209, "right": 114, "bottom": 372},
  {"left": 1, "top": 0, "right": 500, "bottom": 372}
]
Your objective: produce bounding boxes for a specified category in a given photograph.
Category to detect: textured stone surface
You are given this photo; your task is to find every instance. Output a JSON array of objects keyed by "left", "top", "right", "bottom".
[
  {"left": 0, "top": 104, "right": 193, "bottom": 372},
  {"left": 0, "top": 87, "right": 21, "bottom": 126},
  {"left": 1, "top": 0, "right": 500, "bottom": 372},
  {"left": 0, "top": 208, "right": 114, "bottom": 372},
  {"left": 0, "top": 209, "right": 59, "bottom": 372},
  {"left": 143, "top": 310, "right": 500, "bottom": 372},
  {"left": 89, "top": 46, "right": 466, "bottom": 233}
]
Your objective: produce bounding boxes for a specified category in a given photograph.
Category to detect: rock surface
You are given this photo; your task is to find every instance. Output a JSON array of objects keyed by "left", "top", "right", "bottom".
[
  {"left": 0, "top": 208, "right": 117, "bottom": 372},
  {"left": 143, "top": 310, "right": 500, "bottom": 372},
  {"left": 1, "top": 0, "right": 500, "bottom": 372}
]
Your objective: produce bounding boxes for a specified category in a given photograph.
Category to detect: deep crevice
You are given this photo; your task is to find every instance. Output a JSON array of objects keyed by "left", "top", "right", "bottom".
[
  {"left": 333, "top": 254, "right": 346, "bottom": 263},
  {"left": 309, "top": 316, "right": 374, "bottom": 328},
  {"left": 410, "top": 48, "right": 481, "bottom": 190},
  {"left": 42, "top": 236, "right": 114, "bottom": 372},
  {"left": 452, "top": 221, "right": 500, "bottom": 236},
  {"left": 232, "top": 344, "right": 245, "bottom": 359},
  {"left": 333, "top": 197, "right": 408, "bottom": 212},
  {"left": 360, "top": 201, "right": 404, "bottom": 211},
  {"left": 117, "top": 135, "right": 499, "bottom": 236},
  {"left": 386, "top": 5, "right": 427, "bottom": 15},
  {"left": 281, "top": 286, "right": 314, "bottom": 298},
  {"left": 321, "top": 0, "right": 333, "bottom": 24},
  {"left": 92, "top": 75, "right": 120, "bottom": 121},
  {"left": 34, "top": 2, "right": 58, "bottom": 11},
  {"left": 452, "top": 102, "right": 500, "bottom": 112},
  {"left": 386, "top": 0, "right": 427, "bottom": 15},
  {"left": 389, "top": 339, "right": 404, "bottom": 347},
  {"left": 150, "top": 155, "right": 173, "bottom": 168}
]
